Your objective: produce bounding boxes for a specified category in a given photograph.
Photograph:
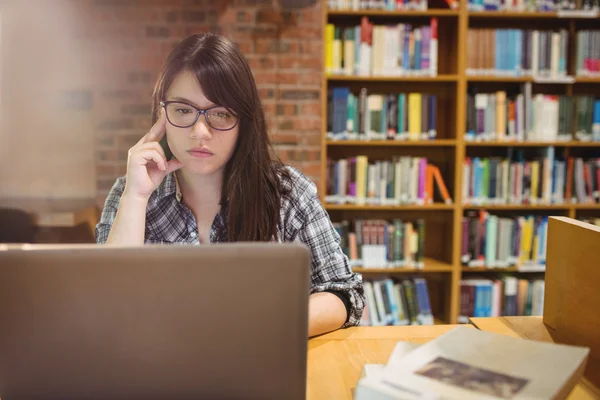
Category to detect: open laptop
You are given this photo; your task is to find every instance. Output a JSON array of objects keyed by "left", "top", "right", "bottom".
[{"left": 0, "top": 243, "right": 310, "bottom": 400}]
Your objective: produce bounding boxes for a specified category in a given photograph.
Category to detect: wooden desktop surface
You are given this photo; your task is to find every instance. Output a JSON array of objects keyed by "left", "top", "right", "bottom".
[
  {"left": 0, "top": 198, "right": 97, "bottom": 232},
  {"left": 470, "top": 317, "right": 600, "bottom": 400},
  {"left": 307, "top": 324, "right": 470, "bottom": 400}
]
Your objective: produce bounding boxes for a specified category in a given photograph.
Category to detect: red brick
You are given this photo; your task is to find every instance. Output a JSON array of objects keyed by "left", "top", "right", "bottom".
[
  {"left": 300, "top": 132, "right": 323, "bottom": 147},
  {"left": 271, "top": 133, "right": 298, "bottom": 145},
  {"left": 293, "top": 118, "right": 321, "bottom": 131},
  {"left": 300, "top": 103, "right": 322, "bottom": 116}
]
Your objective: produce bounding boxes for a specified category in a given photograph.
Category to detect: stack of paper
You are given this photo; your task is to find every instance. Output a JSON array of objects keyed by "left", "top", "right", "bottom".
[{"left": 355, "top": 327, "right": 589, "bottom": 400}]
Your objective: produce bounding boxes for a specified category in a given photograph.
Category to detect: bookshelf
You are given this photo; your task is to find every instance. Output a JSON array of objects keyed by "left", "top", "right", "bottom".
[{"left": 320, "top": 2, "right": 600, "bottom": 325}]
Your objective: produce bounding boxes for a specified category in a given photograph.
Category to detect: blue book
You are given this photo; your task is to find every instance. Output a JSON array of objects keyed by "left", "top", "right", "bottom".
[
  {"left": 592, "top": 99, "right": 600, "bottom": 142},
  {"left": 515, "top": 30, "right": 523, "bottom": 75},
  {"left": 414, "top": 278, "right": 434, "bottom": 325},
  {"left": 474, "top": 283, "right": 485, "bottom": 317},
  {"left": 495, "top": 30, "right": 501, "bottom": 74},
  {"left": 332, "top": 88, "right": 349, "bottom": 134},
  {"left": 414, "top": 30, "right": 422, "bottom": 72},
  {"left": 403, "top": 25, "right": 411, "bottom": 71},
  {"left": 428, "top": 95, "right": 436, "bottom": 139},
  {"left": 384, "top": 280, "right": 401, "bottom": 325}
]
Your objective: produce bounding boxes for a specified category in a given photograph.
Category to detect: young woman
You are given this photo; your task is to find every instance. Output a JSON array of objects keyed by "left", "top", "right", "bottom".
[{"left": 96, "top": 33, "right": 364, "bottom": 337}]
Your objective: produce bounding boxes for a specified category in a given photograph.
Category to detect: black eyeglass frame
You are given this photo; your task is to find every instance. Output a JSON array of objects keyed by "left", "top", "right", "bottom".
[{"left": 160, "top": 100, "right": 240, "bottom": 131}]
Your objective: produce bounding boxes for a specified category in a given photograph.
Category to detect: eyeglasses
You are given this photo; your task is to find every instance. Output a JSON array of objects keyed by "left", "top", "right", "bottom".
[{"left": 160, "top": 101, "right": 239, "bottom": 131}]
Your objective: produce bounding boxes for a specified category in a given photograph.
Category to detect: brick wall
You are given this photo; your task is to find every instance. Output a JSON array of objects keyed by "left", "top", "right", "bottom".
[{"left": 84, "top": 0, "right": 323, "bottom": 205}]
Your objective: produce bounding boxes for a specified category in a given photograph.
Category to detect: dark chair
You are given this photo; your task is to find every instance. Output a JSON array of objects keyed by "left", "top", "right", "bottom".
[{"left": 0, "top": 208, "right": 37, "bottom": 243}]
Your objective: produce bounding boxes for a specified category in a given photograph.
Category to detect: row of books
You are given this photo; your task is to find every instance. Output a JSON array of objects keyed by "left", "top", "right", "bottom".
[
  {"left": 326, "top": 157, "right": 452, "bottom": 205},
  {"left": 334, "top": 219, "right": 426, "bottom": 268},
  {"left": 467, "top": 29, "right": 569, "bottom": 79},
  {"left": 327, "top": 0, "right": 436, "bottom": 10},
  {"left": 576, "top": 30, "right": 600, "bottom": 76},
  {"left": 325, "top": 18, "right": 438, "bottom": 77},
  {"left": 463, "top": 152, "right": 600, "bottom": 205},
  {"left": 458, "top": 278, "right": 545, "bottom": 322},
  {"left": 362, "top": 278, "right": 434, "bottom": 326},
  {"left": 327, "top": 89, "right": 437, "bottom": 140},
  {"left": 468, "top": 0, "right": 600, "bottom": 11},
  {"left": 462, "top": 212, "right": 548, "bottom": 268},
  {"left": 466, "top": 88, "right": 600, "bottom": 142}
]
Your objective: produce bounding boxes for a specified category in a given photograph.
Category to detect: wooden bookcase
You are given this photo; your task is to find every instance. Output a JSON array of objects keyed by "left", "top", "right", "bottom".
[{"left": 319, "top": 2, "right": 600, "bottom": 324}]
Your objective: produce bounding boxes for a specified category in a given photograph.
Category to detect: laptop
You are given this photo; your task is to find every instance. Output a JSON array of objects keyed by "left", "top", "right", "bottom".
[{"left": 0, "top": 243, "right": 310, "bottom": 400}]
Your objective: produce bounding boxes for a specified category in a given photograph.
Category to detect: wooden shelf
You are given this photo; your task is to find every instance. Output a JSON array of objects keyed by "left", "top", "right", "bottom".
[
  {"left": 327, "top": 74, "right": 459, "bottom": 82},
  {"left": 465, "top": 141, "right": 600, "bottom": 147},
  {"left": 574, "top": 204, "right": 600, "bottom": 210},
  {"left": 574, "top": 76, "right": 600, "bottom": 83},
  {"left": 467, "top": 76, "right": 532, "bottom": 82},
  {"left": 463, "top": 204, "right": 570, "bottom": 210},
  {"left": 328, "top": 9, "right": 460, "bottom": 17},
  {"left": 463, "top": 204, "right": 600, "bottom": 210},
  {"left": 353, "top": 258, "right": 453, "bottom": 273},
  {"left": 325, "top": 203, "right": 454, "bottom": 211},
  {"left": 327, "top": 139, "right": 456, "bottom": 146},
  {"left": 468, "top": 11, "right": 559, "bottom": 18},
  {"left": 461, "top": 267, "right": 546, "bottom": 273}
]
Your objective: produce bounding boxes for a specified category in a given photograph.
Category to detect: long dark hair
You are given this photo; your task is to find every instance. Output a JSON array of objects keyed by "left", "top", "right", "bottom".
[{"left": 151, "top": 33, "right": 290, "bottom": 242}]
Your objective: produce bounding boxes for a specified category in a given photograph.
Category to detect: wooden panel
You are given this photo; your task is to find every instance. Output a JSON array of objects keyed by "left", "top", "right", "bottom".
[{"left": 545, "top": 217, "right": 600, "bottom": 388}]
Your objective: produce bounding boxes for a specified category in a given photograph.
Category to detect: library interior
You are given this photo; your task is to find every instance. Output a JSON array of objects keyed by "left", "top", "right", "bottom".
[{"left": 0, "top": 0, "right": 599, "bottom": 398}]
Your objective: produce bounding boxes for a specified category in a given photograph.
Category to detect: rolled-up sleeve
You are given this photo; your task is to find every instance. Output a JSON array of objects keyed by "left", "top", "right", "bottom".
[
  {"left": 95, "top": 177, "right": 126, "bottom": 244},
  {"left": 296, "top": 187, "right": 365, "bottom": 328}
]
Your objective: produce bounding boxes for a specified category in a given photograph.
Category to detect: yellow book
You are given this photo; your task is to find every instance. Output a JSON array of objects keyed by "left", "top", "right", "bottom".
[
  {"left": 408, "top": 93, "right": 422, "bottom": 141},
  {"left": 325, "top": 24, "right": 334, "bottom": 74},
  {"left": 496, "top": 91, "right": 506, "bottom": 140},
  {"left": 355, "top": 156, "right": 368, "bottom": 205},
  {"left": 518, "top": 217, "right": 530, "bottom": 265},
  {"left": 404, "top": 222, "right": 413, "bottom": 266},
  {"left": 531, "top": 161, "right": 539, "bottom": 204}
]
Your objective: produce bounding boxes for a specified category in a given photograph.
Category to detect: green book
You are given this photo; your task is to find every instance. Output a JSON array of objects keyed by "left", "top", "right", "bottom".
[
  {"left": 394, "top": 219, "right": 404, "bottom": 266},
  {"left": 525, "top": 281, "right": 534, "bottom": 316},
  {"left": 397, "top": 93, "right": 406, "bottom": 137},
  {"left": 482, "top": 159, "right": 490, "bottom": 200},
  {"left": 485, "top": 215, "right": 498, "bottom": 268}
]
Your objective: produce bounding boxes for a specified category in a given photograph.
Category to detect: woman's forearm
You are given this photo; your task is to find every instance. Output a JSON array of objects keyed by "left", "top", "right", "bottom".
[
  {"left": 105, "top": 192, "right": 149, "bottom": 245},
  {"left": 308, "top": 292, "right": 347, "bottom": 337}
]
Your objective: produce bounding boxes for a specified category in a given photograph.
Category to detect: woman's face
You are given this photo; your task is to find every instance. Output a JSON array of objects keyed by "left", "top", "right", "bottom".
[{"left": 164, "top": 70, "right": 239, "bottom": 176}]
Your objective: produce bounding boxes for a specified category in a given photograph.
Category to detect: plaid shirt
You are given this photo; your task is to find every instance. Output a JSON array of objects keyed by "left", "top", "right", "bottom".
[{"left": 96, "top": 166, "right": 365, "bottom": 328}]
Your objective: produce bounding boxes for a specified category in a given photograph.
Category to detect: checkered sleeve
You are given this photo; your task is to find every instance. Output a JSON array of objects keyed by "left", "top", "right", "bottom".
[
  {"left": 292, "top": 171, "right": 365, "bottom": 328},
  {"left": 95, "top": 177, "right": 126, "bottom": 244}
]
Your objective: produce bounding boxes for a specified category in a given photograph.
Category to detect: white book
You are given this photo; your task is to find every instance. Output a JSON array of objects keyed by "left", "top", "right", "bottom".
[
  {"left": 411, "top": 158, "right": 419, "bottom": 204},
  {"left": 359, "top": 42, "right": 371, "bottom": 76},
  {"left": 531, "top": 31, "right": 539, "bottom": 77},
  {"left": 363, "top": 281, "right": 381, "bottom": 326},
  {"left": 383, "top": 26, "right": 398, "bottom": 75},
  {"left": 394, "top": 159, "right": 402, "bottom": 204},
  {"left": 357, "top": 326, "right": 590, "bottom": 400},
  {"left": 550, "top": 32, "right": 560, "bottom": 80},
  {"left": 516, "top": 94, "right": 524, "bottom": 141}
]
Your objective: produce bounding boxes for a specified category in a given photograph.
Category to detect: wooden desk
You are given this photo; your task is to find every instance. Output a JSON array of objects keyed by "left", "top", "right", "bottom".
[
  {"left": 470, "top": 317, "right": 600, "bottom": 400},
  {"left": 0, "top": 198, "right": 97, "bottom": 235},
  {"left": 307, "top": 324, "right": 471, "bottom": 400}
]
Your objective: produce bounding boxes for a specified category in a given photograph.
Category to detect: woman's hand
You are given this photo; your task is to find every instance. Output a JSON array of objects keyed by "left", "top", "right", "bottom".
[{"left": 123, "top": 109, "right": 183, "bottom": 200}]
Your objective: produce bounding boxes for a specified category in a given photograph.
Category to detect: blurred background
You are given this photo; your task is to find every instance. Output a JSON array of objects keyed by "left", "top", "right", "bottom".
[{"left": 0, "top": 0, "right": 322, "bottom": 243}]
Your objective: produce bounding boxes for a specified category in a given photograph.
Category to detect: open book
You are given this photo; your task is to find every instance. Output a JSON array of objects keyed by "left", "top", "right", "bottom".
[{"left": 355, "top": 327, "right": 589, "bottom": 400}]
